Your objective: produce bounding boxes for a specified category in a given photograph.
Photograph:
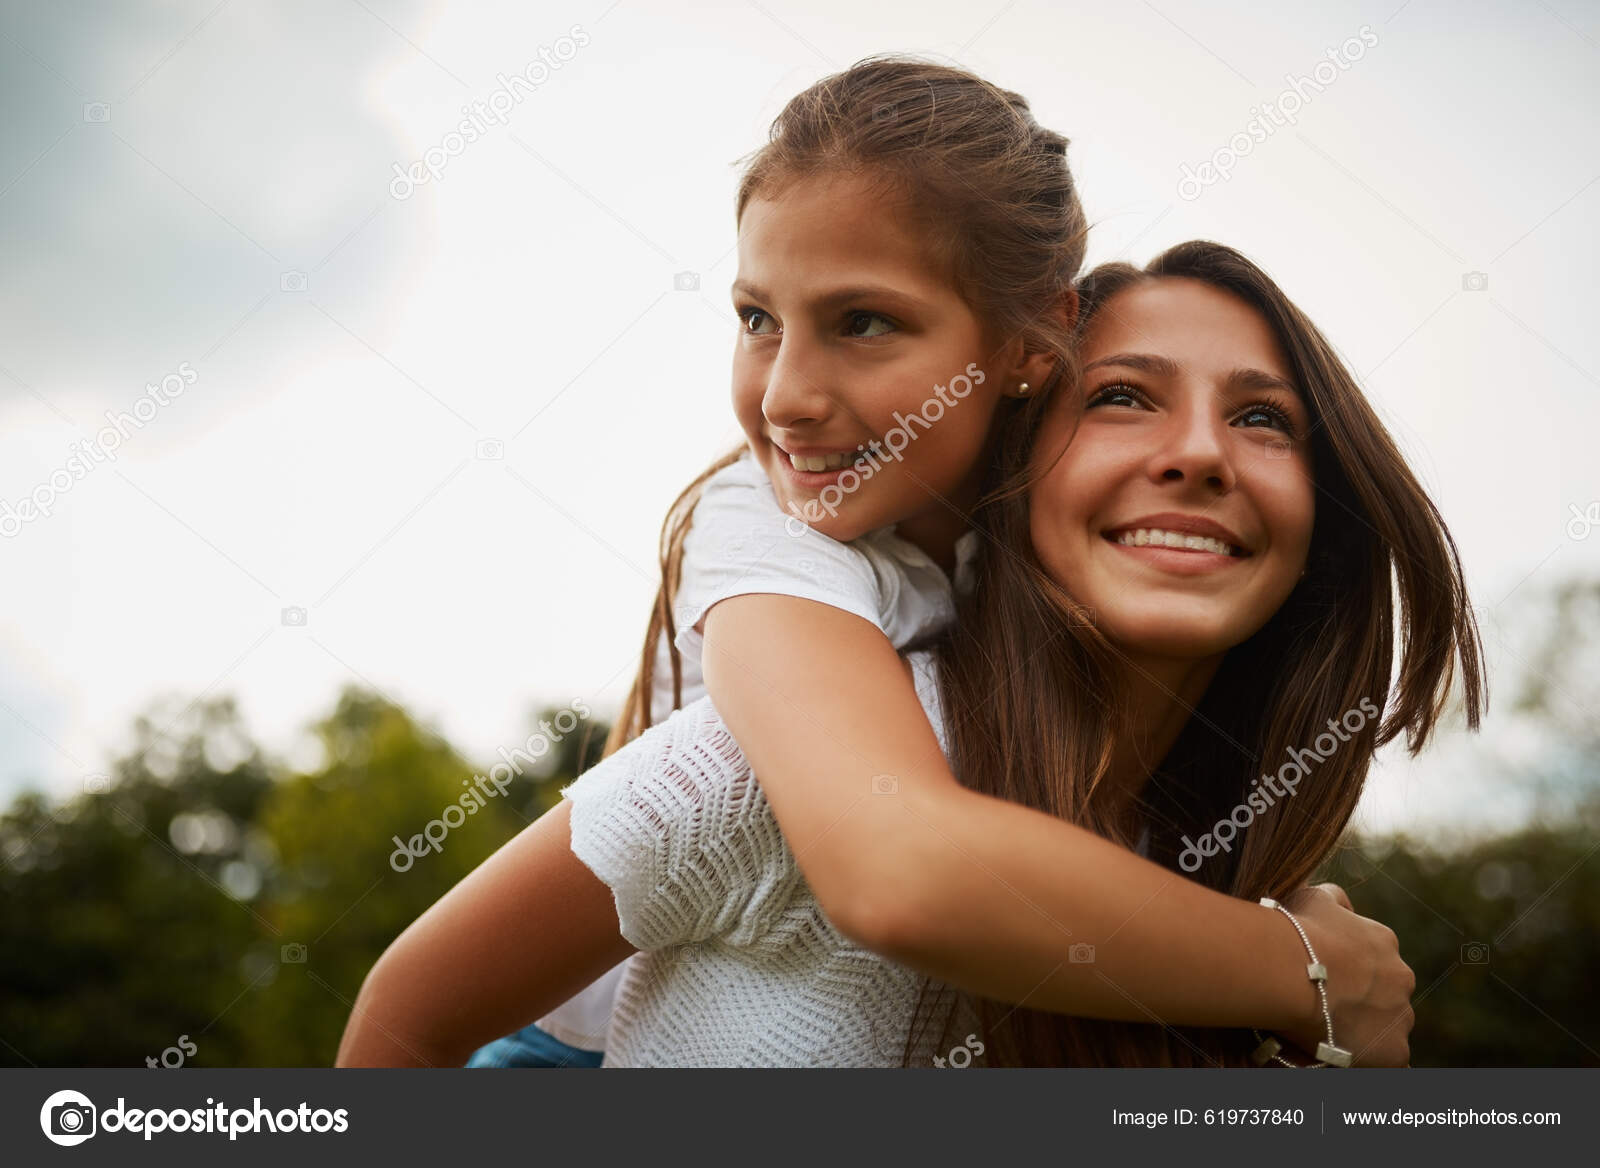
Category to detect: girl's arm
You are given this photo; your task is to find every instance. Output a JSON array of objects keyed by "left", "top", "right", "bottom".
[
  {"left": 335, "top": 800, "right": 634, "bottom": 1067},
  {"left": 701, "top": 595, "right": 1414, "bottom": 1065}
]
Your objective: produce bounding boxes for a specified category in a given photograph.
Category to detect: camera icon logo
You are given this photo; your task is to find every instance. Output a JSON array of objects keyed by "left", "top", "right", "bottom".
[
  {"left": 1460, "top": 942, "right": 1489, "bottom": 965},
  {"left": 1266, "top": 439, "right": 1292, "bottom": 460},
  {"left": 280, "top": 271, "right": 308, "bottom": 293},
  {"left": 1566, "top": 501, "right": 1599, "bottom": 541},
  {"left": 281, "top": 942, "right": 308, "bottom": 963},
  {"left": 871, "top": 774, "right": 898, "bottom": 795},
  {"left": 280, "top": 606, "right": 307, "bottom": 627},
  {"left": 1461, "top": 271, "right": 1488, "bottom": 292},
  {"left": 83, "top": 102, "right": 111, "bottom": 123},
  {"left": 1069, "top": 942, "right": 1096, "bottom": 964},
  {"left": 83, "top": 772, "right": 110, "bottom": 795},
  {"left": 40, "top": 1089, "right": 97, "bottom": 1146},
  {"left": 673, "top": 270, "right": 700, "bottom": 292},
  {"left": 872, "top": 103, "right": 898, "bottom": 124},
  {"left": 475, "top": 438, "right": 504, "bottom": 460}
]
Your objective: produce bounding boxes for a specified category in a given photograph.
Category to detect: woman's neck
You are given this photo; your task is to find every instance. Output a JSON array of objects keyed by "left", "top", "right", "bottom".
[
  {"left": 1101, "top": 650, "right": 1227, "bottom": 824},
  {"left": 894, "top": 509, "right": 965, "bottom": 575},
  {"left": 894, "top": 467, "right": 987, "bottom": 577}
]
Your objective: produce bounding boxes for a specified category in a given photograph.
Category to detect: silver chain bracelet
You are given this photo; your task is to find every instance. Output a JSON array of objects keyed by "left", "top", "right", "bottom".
[{"left": 1250, "top": 896, "right": 1354, "bottom": 1068}]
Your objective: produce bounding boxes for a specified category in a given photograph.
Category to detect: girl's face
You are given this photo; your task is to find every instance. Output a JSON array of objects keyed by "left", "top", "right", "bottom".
[
  {"left": 732, "top": 172, "right": 1009, "bottom": 546},
  {"left": 1028, "top": 277, "right": 1315, "bottom": 662}
]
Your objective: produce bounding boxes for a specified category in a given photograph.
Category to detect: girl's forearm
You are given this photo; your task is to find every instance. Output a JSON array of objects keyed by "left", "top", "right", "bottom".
[
  {"left": 701, "top": 596, "right": 1314, "bottom": 1038},
  {"left": 334, "top": 801, "right": 636, "bottom": 1068},
  {"left": 850, "top": 784, "right": 1315, "bottom": 1036}
]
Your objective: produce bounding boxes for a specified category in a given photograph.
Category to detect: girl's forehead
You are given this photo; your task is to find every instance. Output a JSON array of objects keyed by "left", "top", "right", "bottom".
[{"left": 738, "top": 173, "right": 953, "bottom": 281}]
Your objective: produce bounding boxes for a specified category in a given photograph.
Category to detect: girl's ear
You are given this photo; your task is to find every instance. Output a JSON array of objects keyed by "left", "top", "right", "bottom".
[{"left": 1001, "top": 289, "right": 1078, "bottom": 398}]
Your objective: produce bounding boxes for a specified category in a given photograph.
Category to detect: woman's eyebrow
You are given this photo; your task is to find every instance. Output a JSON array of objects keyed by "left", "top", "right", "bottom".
[
  {"left": 1226, "top": 367, "right": 1302, "bottom": 398},
  {"left": 1080, "top": 352, "right": 1181, "bottom": 377}
]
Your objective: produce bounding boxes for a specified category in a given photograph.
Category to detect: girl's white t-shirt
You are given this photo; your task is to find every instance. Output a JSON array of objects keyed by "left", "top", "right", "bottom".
[{"left": 533, "top": 451, "right": 980, "bottom": 1052}]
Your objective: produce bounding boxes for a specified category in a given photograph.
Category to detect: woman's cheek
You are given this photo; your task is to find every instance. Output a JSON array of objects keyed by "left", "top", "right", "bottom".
[{"left": 1265, "top": 459, "right": 1316, "bottom": 555}]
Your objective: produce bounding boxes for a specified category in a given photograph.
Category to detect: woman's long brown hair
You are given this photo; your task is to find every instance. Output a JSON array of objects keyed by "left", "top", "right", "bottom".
[
  {"left": 603, "top": 54, "right": 1088, "bottom": 754},
  {"left": 908, "top": 240, "right": 1488, "bottom": 1066}
]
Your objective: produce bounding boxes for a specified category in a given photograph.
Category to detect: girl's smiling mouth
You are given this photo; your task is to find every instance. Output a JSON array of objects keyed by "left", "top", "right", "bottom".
[{"left": 771, "top": 438, "right": 884, "bottom": 488}]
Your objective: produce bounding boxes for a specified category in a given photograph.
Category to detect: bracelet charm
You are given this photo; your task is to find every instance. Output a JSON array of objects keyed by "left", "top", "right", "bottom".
[{"left": 1251, "top": 896, "right": 1353, "bottom": 1069}]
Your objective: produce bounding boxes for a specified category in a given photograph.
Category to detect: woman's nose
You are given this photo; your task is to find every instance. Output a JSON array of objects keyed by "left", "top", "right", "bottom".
[{"left": 1150, "top": 403, "right": 1234, "bottom": 491}]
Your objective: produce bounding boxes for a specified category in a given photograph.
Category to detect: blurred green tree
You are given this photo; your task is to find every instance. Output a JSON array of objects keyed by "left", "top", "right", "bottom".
[{"left": 0, "top": 687, "right": 609, "bottom": 1067}]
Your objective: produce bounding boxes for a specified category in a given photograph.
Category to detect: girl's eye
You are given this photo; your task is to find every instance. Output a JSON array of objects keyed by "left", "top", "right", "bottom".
[
  {"left": 1087, "top": 382, "right": 1147, "bottom": 409},
  {"left": 846, "top": 311, "right": 896, "bottom": 339},
  {"left": 1234, "top": 402, "right": 1297, "bottom": 434},
  {"left": 738, "top": 308, "right": 778, "bottom": 335}
]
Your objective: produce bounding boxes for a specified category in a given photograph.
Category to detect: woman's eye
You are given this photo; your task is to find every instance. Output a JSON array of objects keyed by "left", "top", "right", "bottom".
[
  {"left": 846, "top": 311, "right": 895, "bottom": 338},
  {"left": 1235, "top": 403, "right": 1296, "bottom": 433},
  {"left": 739, "top": 308, "right": 777, "bottom": 335}
]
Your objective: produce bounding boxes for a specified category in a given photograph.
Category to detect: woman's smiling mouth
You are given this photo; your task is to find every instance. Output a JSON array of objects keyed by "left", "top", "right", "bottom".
[
  {"left": 1100, "top": 513, "right": 1252, "bottom": 572},
  {"left": 1108, "top": 528, "right": 1241, "bottom": 556}
]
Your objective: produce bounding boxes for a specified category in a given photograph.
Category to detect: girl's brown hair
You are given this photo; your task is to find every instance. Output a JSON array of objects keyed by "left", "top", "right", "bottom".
[
  {"left": 911, "top": 240, "right": 1488, "bottom": 1066},
  {"left": 603, "top": 54, "right": 1088, "bottom": 752}
]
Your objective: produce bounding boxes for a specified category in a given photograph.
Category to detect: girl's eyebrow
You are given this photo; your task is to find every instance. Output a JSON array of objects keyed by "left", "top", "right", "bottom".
[{"left": 730, "top": 280, "right": 931, "bottom": 313}]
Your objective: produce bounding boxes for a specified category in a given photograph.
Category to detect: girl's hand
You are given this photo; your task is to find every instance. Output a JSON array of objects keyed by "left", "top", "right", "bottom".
[{"left": 1277, "top": 882, "right": 1416, "bottom": 1067}]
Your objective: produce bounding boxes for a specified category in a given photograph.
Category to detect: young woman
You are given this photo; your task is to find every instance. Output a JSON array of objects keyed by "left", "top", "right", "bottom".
[
  {"left": 907, "top": 239, "right": 1486, "bottom": 1064},
  {"left": 335, "top": 239, "right": 1482, "bottom": 1067}
]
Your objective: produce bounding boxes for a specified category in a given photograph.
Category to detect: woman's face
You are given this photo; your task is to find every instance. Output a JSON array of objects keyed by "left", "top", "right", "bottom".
[
  {"left": 1028, "top": 277, "right": 1315, "bottom": 662},
  {"left": 731, "top": 172, "right": 1008, "bottom": 546}
]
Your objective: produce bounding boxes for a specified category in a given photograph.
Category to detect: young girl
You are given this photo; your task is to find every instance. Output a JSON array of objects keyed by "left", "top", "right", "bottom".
[
  {"left": 476, "top": 51, "right": 1088, "bottom": 1066},
  {"left": 337, "top": 59, "right": 1459, "bottom": 1067}
]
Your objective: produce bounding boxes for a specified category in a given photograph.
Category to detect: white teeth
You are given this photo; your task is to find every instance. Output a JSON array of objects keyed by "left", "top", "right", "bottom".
[
  {"left": 788, "top": 450, "right": 865, "bottom": 473},
  {"left": 1114, "top": 528, "right": 1237, "bottom": 556}
]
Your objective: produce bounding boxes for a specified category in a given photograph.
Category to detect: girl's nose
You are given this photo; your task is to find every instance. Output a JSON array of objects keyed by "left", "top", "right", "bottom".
[{"left": 762, "top": 343, "right": 836, "bottom": 431}]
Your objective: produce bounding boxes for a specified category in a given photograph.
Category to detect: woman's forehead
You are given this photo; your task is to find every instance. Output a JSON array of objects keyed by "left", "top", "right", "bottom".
[{"left": 1082, "top": 278, "right": 1291, "bottom": 382}]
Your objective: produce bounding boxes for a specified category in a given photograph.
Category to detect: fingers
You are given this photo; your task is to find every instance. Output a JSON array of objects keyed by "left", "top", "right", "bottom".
[
  {"left": 1282, "top": 882, "right": 1351, "bottom": 913},
  {"left": 1314, "top": 881, "right": 1353, "bottom": 911}
]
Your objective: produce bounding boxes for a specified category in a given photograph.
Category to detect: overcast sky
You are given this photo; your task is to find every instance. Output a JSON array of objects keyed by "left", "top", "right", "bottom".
[{"left": 2, "top": 0, "right": 1596, "bottom": 840}]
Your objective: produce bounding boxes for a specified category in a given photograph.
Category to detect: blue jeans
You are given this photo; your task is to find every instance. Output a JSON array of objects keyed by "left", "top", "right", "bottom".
[{"left": 465, "top": 1023, "right": 603, "bottom": 1068}]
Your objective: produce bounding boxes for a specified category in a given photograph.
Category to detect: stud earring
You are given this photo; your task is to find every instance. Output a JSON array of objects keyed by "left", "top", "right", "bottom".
[{"left": 1017, "top": 381, "right": 1031, "bottom": 396}]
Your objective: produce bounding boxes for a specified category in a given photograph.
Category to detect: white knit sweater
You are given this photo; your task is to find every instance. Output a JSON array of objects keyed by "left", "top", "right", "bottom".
[{"left": 564, "top": 652, "right": 971, "bottom": 1067}]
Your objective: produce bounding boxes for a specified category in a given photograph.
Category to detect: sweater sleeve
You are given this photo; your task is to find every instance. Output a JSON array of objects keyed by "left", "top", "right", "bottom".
[{"left": 561, "top": 696, "right": 801, "bottom": 952}]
